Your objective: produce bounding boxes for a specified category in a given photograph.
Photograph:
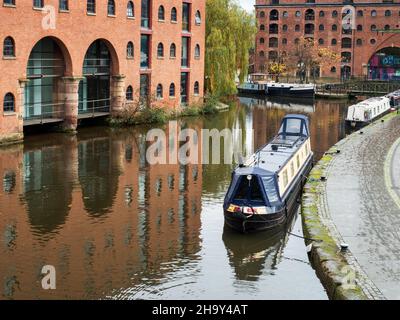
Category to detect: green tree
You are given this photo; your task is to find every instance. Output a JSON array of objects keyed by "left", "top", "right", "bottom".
[{"left": 205, "top": 0, "right": 256, "bottom": 97}]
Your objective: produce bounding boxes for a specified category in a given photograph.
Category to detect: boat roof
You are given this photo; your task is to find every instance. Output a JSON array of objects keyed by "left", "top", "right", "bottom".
[{"left": 351, "top": 96, "right": 389, "bottom": 109}]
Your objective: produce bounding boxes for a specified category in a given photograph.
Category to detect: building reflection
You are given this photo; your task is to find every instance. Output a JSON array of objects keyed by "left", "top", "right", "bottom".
[{"left": 0, "top": 121, "right": 203, "bottom": 299}]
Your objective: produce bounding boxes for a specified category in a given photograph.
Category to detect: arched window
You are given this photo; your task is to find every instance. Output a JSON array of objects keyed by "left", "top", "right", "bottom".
[
  {"left": 305, "top": 9, "right": 315, "bottom": 21},
  {"left": 357, "top": 10, "right": 363, "bottom": 17},
  {"left": 3, "top": 37, "right": 15, "bottom": 57},
  {"left": 158, "top": 5, "right": 165, "bottom": 20},
  {"left": 194, "top": 81, "right": 199, "bottom": 95},
  {"left": 156, "top": 84, "right": 163, "bottom": 99},
  {"left": 319, "top": 11, "right": 325, "bottom": 17},
  {"left": 269, "top": 37, "right": 278, "bottom": 48},
  {"left": 295, "top": 11, "right": 301, "bottom": 18},
  {"left": 171, "top": 7, "right": 177, "bottom": 22},
  {"left": 356, "top": 39, "right": 363, "bottom": 46},
  {"left": 332, "top": 24, "right": 338, "bottom": 31},
  {"left": 282, "top": 25, "right": 288, "bottom": 32},
  {"left": 318, "top": 38, "right": 324, "bottom": 45},
  {"left": 332, "top": 10, "right": 338, "bottom": 18},
  {"left": 170, "top": 43, "right": 176, "bottom": 58},
  {"left": 319, "top": 24, "right": 324, "bottom": 31},
  {"left": 126, "top": 86, "right": 133, "bottom": 100},
  {"left": 195, "top": 10, "right": 201, "bottom": 25},
  {"left": 107, "top": 0, "right": 115, "bottom": 15},
  {"left": 259, "top": 50, "right": 265, "bottom": 57},
  {"left": 295, "top": 24, "right": 300, "bottom": 32},
  {"left": 331, "top": 66, "right": 336, "bottom": 73},
  {"left": 282, "top": 38, "right": 287, "bottom": 45},
  {"left": 127, "top": 42, "right": 134, "bottom": 58},
  {"left": 283, "top": 11, "right": 288, "bottom": 18},
  {"left": 194, "top": 44, "right": 200, "bottom": 58},
  {"left": 169, "top": 83, "right": 175, "bottom": 97},
  {"left": 157, "top": 43, "right": 164, "bottom": 57},
  {"left": 385, "top": 25, "right": 390, "bottom": 31},
  {"left": 371, "top": 10, "right": 377, "bottom": 17},
  {"left": 357, "top": 25, "right": 363, "bottom": 31},
  {"left": 294, "top": 38, "right": 300, "bottom": 45},
  {"left": 259, "top": 11, "right": 265, "bottom": 18},
  {"left": 127, "top": 1, "right": 134, "bottom": 17},
  {"left": 260, "top": 38, "right": 265, "bottom": 44},
  {"left": 3, "top": 93, "right": 15, "bottom": 113},
  {"left": 260, "top": 24, "right": 265, "bottom": 31},
  {"left": 270, "top": 9, "right": 279, "bottom": 20},
  {"left": 87, "top": 0, "right": 96, "bottom": 14},
  {"left": 331, "top": 38, "right": 337, "bottom": 45},
  {"left": 371, "top": 25, "right": 377, "bottom": 31}
]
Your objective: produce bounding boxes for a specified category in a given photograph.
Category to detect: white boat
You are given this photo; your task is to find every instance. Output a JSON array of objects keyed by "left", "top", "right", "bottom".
[{"left": 346, "top": 96, "right": 391, "bottom": 126}]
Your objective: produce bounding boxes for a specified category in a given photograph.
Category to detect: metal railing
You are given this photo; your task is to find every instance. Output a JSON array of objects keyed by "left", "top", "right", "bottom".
[
  {"left": 23, "top": 102, "right": 65, "bottom": 122},
  {"left": 78, "top": 98, "right": 111, "bottom": 116}
]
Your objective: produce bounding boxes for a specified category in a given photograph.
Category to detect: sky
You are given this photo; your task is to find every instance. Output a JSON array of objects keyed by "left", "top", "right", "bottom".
[{"left": 239, "top": 0, "right": 255, "bottom": 13}]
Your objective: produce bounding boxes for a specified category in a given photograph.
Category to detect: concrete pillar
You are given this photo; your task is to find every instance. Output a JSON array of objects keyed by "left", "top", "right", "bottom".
[
  {"left": 61, "top": 77, "right": 83, "bottom": 131},
  {"left": 111, "top": 74, "right": 126, "bottom": 116}
]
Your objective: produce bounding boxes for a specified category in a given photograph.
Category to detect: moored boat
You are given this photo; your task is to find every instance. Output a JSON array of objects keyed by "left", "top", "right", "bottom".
[
  {"left": 266, "top": 83, "right": 315, "bottom": 98},
  {"left": 345, "top": 96, "right": 391, "bottom": 127},
  {"left": 223, "top": 114, "right": 314, "bottom": 233}
]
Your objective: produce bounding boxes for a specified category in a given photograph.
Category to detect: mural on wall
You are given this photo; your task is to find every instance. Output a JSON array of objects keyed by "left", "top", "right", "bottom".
[{"left": 368, "top": 47, "right": 400, "bottom": 81}]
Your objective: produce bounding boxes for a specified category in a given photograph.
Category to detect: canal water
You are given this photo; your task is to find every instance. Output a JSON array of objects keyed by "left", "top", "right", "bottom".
[{"left": 0, "top": 97, "right": 350, "bottom": 300}]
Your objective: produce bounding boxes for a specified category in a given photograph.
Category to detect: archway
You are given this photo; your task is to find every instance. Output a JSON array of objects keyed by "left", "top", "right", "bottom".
[
  {"left": 79, "top": 40, "right": 114, "bottom": 114},
  {"left": 24, "top": 37, "right": 72, "bottom": 122},
  {"left": 368, "top": 47, "right": 400, "bottom": 81}
]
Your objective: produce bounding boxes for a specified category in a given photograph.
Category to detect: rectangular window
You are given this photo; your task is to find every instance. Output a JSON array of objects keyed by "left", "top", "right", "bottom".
[
  {"left": 182, "top": 2, "right": 190, "bottom": 32},
  {"left": 290, "top": 162, "right": 295, "bottom": 177},
  {"left": 140, "top": 35, "right": 150, "bottom": 68},
  {"left": 262, "top": 176, "right": 280, "bottom": 204},
  {"left": 180, "top": 72, "right": 189, "bottom": 104},
  {"left": 33, "top": 0, "right": 44, "bottom": 8},
  {"left": 181, "top": 37, "right": 189, "bottom": 67},
  {"left": 59, "top": 0, "right": 68, "bottom": 10},
  {"left": 140, "top": 74, "right": 150, "bottom": 98},
  {"left": 282, "top": 170, "right": 288, "bottom": 187},
  {"left": 4, "top": 0, "right": 16, "bottom": 5},
  {"left": 141, "top": 0, "right": 151, "bottom": 28},
  {"left": 296, "top": 154, "right": 300, "bottom": 168},
  {"left": 87, "top": 0, "right": 95, "bottom": 14}
]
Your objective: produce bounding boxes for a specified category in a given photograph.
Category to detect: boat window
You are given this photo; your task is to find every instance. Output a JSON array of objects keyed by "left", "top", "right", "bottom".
[
  {"left": 282, "top": 170, "right": 288, "bottom": 188},
  {"left": 290, "top": 162, "right": 295, "bottom": 177},
  {"left": 285, "top": 118, "right": 302, "bottom": 135},
  {"left": 262, "top": 176, "right": 280, "bottom": 203},
  {"left": 296, "top": 154, "right": 300, "bottom": 168}
]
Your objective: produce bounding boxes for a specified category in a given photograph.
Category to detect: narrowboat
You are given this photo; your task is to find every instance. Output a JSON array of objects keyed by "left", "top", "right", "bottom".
[
  {"left": 345, "top": 96, "right": 391, "bottom": 127},
  {"left": 387, "top": 90, "right": 400, "bottom": 108},
  {"left": 237, "top": 82, "right": 267, "bottom": 95},
  {"left": 223, "top": 114, "right": 314, "bottom": 233},
  {"left": 266, "top": 83, "right": 315, "bottom": 99}
]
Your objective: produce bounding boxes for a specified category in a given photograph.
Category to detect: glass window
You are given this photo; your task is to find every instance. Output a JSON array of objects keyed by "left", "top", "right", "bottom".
[
  {"left": 171, "top": 7, "right": 177, "bottom": 22},
  {"left": 87, "top": 0, "right": 96, "bottom": 14},
  {"left": 140, "top": 35, "right": 150, "bottom": 68},
  {"left": 156, "top": 84, "right": 163, "bottom": 98},
  {"left": 126, "top": 86, "right": 133, "bottom": 100},
  {"left": 158, "top": 5, "right": 165, "bottom": 20},
  {"left": 3, "top": 93, "right": 15, "bottom": 112},
  {"left": 127, "top": 42, "right": 134, "bottom": 58},
  {"left": 169, "top": 83, "right": 175, "bottom": 97},
  {"left": 195, "top": 10, "right": 201, "bottom": 25},
  {"left": 4, "top": 0, "right": 15, "bottom": 5},
  {"left": 182, "top": 3, "right": 190, "bottom": 31},
  {"left": 127, "top": 1, "right": 134, "bottom": 17},
  {"left": 194, "top": 81, "right": 199, "bottom": 95},
  {"left": 170, "top": 43, "right": 176, "bottom": 58},
  {"left": 3, "top": 37, "right": 15, "bottom": 57},
  {"left": 157, "top": 43, "right": 164, "bottom": 58},
  {"left": 108, "top": 0, "right": 115, "bottom": 15},
  {"left": 262, "top": 176, "right": 280, "bottom": 204},
  {"left": 141, "top": 0, "right": 150, "bottom": 28},
  {"left": 59, "top": 0, "right": 69, "bottom": 10},
  {"left": 33, "top": 0, "right": 44, "bottom": 8},
  {"left": 285, "top": 118, "right": 302, "bottom": 134},
  {"left": 194, "top": 44, "right": 200, "bottom": 58}
]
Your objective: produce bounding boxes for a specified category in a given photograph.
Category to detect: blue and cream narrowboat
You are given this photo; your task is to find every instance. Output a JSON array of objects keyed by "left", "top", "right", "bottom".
[{"left": 223, "top": 114, "right": 313, "bottom": 233}]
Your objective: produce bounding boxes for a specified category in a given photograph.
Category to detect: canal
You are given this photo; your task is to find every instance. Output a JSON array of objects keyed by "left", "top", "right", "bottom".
[{"left": 0, "top": 97, "right": 350, "bottom": 300}]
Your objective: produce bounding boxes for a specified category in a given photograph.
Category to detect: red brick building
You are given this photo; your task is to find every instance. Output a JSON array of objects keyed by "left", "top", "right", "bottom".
[
  {"left": 0, "top": 0, "right": 205, "bottom": 143},
  {"left": 255, "top": 0, "right": 400, "bottom": 81}
]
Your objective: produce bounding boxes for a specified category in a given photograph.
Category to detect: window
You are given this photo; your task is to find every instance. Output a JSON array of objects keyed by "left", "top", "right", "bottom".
[
  {"left": 127, "top": 42, "right": 134, "bottom": 58},
  {"left": 357, "top": 25, "right": 363, "bottom": 31},
  {"left": 4, "top": 0, "right": 15, "bottom": 5},
  {"left": 295, "top": 24, "right": 300, "bottom": 32},
  {"left": 181, "top": 37, "right": 189, "bottom": 67},
  {"left": 33, "top": 0, "right": 44, "bottom": 8},
  {"left": 156, "top": 84, "right": 163, "bottom": 99},
  {"left": 283, "top": 11, "right": 288, "bottom": 18},
  {"left": 194, "top": 44, "right": 200, "bottom": 58},
  {"left": 331, "top": 39, "right": 337, "bottom": 45},
  {"left": 171, "top": 7, "right": 177, "bottom": 22},
  {"left": 259, "top": 50, "right": 265, "bottom": 57},
  {"left": 194, "top": 81, "right": 199, "bottom": 95},
  {"left": 140, "top": 34, "right": 150, "bottom": 68},
  {"left": 332, "top": 24, "right": 337, "bottom": 31},
  {"left": 141, "top": 0, "right": 150, "bottom": 28},
  {"left": 3, "top": 93, "right": 15, "bottom": 112},
  {"left": 319, "top": 11, "right": 325, "bottom": 17},
  {"left": 331, "top": 66, "right": 337, "bottom": 73},
  {"left": 158, "top": 5, "right": 165, "bottom": 21},
  {"left": 319, "top": 24, "right": 324, "bottom": 31},
  {"left": 3, "top": 37, "right": 15, "bottom": 57},
  {"left": 262, "top": 176, "right": 279, "bottom": 204},
  {"left": 260, "top": 24, "right": 265, "bottom": 31},
  {"left": 87, "top": 0, "right": 96, "bottom": 14},
  {"left": 295, "top": 11, "right": 301, "bottom": 18},
  {"left": 318, "top": 38, "right": 324, "bottom": 45},
  {"left": 269, "top": 37, "right": 278, "bottom": 48},
  {"left": 282, "top": 38, "right": 287, "bottom": 45},
  {"left": 332, "top": 10, "right": 338, "bottom": 18},
  {"left": 108, "top": 0, "right": 115, "bottom": 15},
  {"left": 342, "top": 37, "right": 352, "bottom": 48},
  {"left": 157, "top": 43, "right": 164, "bottom": 58},
  {"left": 260, "top": 11, "right": 265, "bottom": 18},
  {"left": 127, "top": 1, "right": 134, "bottom": 17},
  {"left": 269, "top": 23, "right": 278, "bottom": 34},
  {"left": 385, "top": 25, "right": 390, "bottom": 31},
  {"left": 126, "top": 86, "right": 133, "bottom": 100},
  {"left": 182, "top": 2, "right": 190, "bottom": 31},
  {"left": 371, "top": 25, "right": 377, "bottom": 31},
  {"left": 356, "top": 39, "right": 363, "bottom": 46},
  {"left": 59, "top": 0, "right": 68, "bottom": 10},
  {"left": 195, "top": 10, "right": 201, "bottom": 25},
  {"left": 170, "top": 43, "right": 176, "bottom": 58},
  {"left": 169, "top": 83, "right": 175, "bottom": 97},
  {"left": 357, "top": 10, "right": 363, "bottom": 17},
  {"left": 371, "top": 10, "right": 377, "bottom": 17},
  {"left": 270, "top": 9, "right": 279, "bottom": 20},
  {"left": 282, "top": 170, "right": 288, "bottom": 188},
  {"left": 282, "top": 24, "right": 288, "bottom": 32},
  {"left": 260, "top": 38, "right": 265, "bottom": 44}
]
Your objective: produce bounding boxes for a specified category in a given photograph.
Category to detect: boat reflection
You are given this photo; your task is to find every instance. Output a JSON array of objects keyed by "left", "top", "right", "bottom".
[
  {"left": 223, "top": 205, "right": 299, "bottom": 281},
  {"left": 238, "top": 96, "right": 315, "bottom": 114}
]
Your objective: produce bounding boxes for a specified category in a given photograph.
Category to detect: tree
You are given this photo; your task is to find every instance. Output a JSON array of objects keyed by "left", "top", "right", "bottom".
[{"left": 205, "top": 0, "right": 256, "bottom": 96}]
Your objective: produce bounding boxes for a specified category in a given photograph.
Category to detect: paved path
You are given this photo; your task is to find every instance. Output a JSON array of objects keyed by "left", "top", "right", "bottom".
[{"left": 326, "top": 115, "right": 400, "bottom": 299}]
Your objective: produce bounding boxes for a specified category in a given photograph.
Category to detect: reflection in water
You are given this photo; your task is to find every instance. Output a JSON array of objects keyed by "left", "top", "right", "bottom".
[{"left": 0, "top": 98, "right": 350, "bottom": 299}]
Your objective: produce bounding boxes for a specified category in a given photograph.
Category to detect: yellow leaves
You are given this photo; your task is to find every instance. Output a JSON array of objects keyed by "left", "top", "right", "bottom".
[{"left": 268, "top": 62, "right": 287, "bottom": 75}]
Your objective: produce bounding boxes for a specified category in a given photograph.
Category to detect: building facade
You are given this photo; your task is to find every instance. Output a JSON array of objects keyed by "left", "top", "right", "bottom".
[
  {"left": 0, "top": 0, "right": 205, "bottom": 143},
  {"left": 255, "top": 0, "right": 400, "bottom": 81}
]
